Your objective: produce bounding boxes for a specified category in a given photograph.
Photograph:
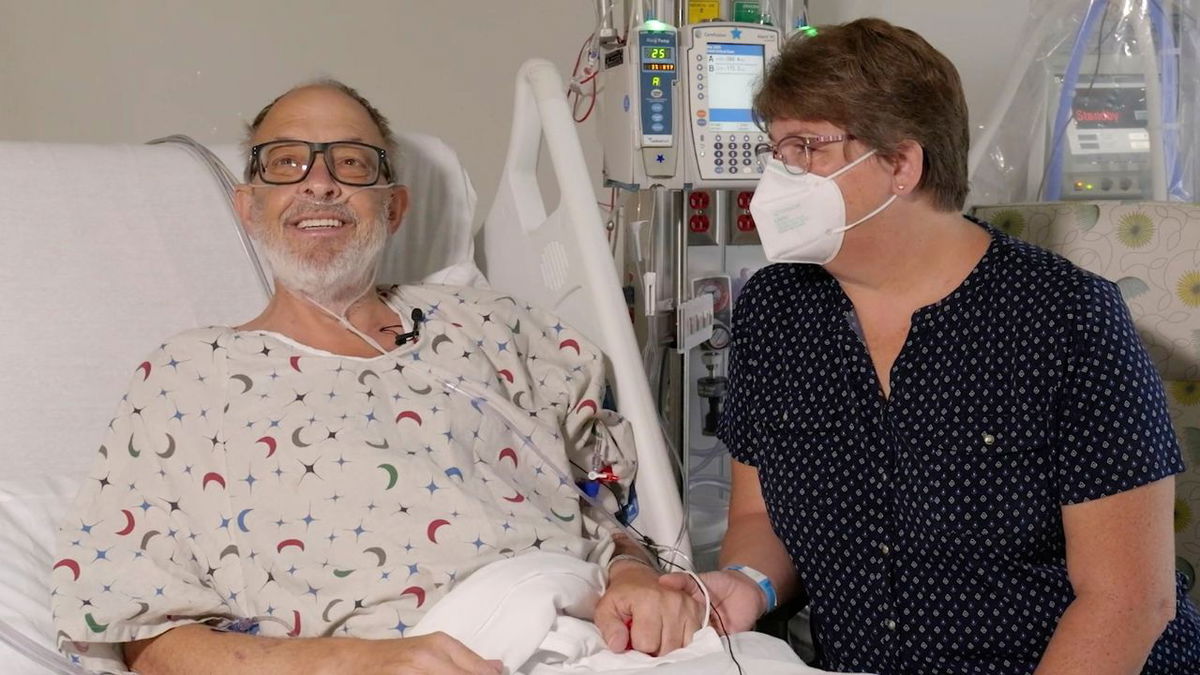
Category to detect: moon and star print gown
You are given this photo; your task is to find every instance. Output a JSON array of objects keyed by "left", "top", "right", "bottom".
[{"left": 50, "top": 284, "right": 630, "bottom": 672}]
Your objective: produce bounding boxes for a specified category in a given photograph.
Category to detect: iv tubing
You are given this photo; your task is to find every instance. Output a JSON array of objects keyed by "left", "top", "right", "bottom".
[
  {"left": 1045, "top": 0, "right": 1110, "bottom": 201},
  {"left": 1152, "top": 0, "right": 1184, "bottom": 197},
  {"left": 1137, "top": 0, "right": 1169, "bottom": 199}
]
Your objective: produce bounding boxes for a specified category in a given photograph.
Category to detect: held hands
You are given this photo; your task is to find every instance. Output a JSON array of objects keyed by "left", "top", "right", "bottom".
[
  {"left": 658, "top": 569, "right": 765, "bottom": 635},
  {"left": 352, "top": 632, "right": 503, "bottom": 675},
  {"left": 593, "top": 560, "right": 705, "bottom": 656}
]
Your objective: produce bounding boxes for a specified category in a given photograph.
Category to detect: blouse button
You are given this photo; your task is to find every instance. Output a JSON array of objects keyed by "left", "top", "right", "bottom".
[{"left": 982, "top": 432, "right": 996, "bottom": 446}]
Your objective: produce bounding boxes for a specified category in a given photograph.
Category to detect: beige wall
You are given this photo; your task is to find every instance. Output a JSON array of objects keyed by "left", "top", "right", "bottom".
[
  {"left": 807, "top": 0, "right": 1031, "bottom": 144},
  {"left": 0, "top": 0, "right": 1027, "bottom": 211},
  {"left": 0, "top": 0, "right": 597, "bottom": 212}
]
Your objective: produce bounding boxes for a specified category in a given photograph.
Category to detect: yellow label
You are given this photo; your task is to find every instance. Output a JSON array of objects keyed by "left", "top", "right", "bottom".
[{"left": 687, "top": 0, "right": 721, "bottom": 23}]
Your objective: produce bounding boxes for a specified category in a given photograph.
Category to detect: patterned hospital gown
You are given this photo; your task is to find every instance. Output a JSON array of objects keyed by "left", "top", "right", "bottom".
[{"left": 51, "top": 284, "right": 629, "bottom": 672}]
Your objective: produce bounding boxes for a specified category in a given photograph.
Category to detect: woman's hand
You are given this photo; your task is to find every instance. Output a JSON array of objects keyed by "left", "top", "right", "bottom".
[{"left": 658, "top": 569, "right": 765, "bottom": 634}]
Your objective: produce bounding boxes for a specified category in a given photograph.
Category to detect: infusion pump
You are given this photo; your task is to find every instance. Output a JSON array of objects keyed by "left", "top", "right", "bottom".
[
  {"left": 600, "top": 20, "right": 780, "bottom": 191},
  {"left": 681, "top": 22, "right": 781, "bottom": 189},
  {"left": 600, "top": 21, "right": 681, "bottom": 189}
]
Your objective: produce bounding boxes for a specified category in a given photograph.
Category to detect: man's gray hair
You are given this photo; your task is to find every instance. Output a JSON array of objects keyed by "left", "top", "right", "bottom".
[{"left": 242, "top": 78, "right": 399, "bottom": 182}]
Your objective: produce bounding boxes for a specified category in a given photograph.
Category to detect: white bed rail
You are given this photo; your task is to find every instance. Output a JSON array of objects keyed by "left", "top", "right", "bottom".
[{"left": 481, "top": 59, "right": 690, "bottom": 562}]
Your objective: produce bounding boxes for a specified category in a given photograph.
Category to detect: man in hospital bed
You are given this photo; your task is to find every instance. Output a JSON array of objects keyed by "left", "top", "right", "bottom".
[{"left": 48, "top": 81, "right": 707, "bottom": 675}]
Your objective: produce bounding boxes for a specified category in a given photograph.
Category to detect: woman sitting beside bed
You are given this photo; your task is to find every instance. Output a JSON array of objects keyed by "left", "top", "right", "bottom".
[{"left": 653, "top": 17, "right": 1200, "bottom": 675}]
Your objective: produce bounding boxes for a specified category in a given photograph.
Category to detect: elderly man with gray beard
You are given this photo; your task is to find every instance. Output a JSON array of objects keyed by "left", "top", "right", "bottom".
[{"left": 50, "top": 81, "right": 702, "bottom": 675}]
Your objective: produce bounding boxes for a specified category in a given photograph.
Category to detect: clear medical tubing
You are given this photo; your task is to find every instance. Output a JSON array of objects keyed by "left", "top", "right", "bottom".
[
  {"left": 1135, "top": 0, "right": 1169, "bottom": 200},
  {"left": 1046, "top": 1, "right": 1167, "bottom": 200},
  {"left": 436, "top": 370, "right": 671, "bottom": 566},
  {"left": 968, "top": 0, "right": 1198, "bottom": 205},
  {"left": 148, "top": 135, "right": 273, "bottom": 297},
  {"left": 1044, "top": 0, "right": 1110, "bottom": 200},
  {"left": 1150, "top": 0, "right": 1184, "bottom": 199}
]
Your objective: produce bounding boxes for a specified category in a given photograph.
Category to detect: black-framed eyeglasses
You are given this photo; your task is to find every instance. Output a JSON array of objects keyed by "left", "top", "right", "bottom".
[
  {"left": 249, "top": 140, "right": 393, "bottom": 186},
  {"left": 753, "top": 134, "right": 855, "bottom": 175}
]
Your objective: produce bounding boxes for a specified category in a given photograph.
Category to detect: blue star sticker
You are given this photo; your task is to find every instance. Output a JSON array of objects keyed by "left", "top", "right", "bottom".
[{"left": 730, "top": 28, "right": 743, "bottom": 39}]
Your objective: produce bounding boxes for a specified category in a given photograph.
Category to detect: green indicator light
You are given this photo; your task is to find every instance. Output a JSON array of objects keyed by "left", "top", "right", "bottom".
[
  {"left": 642, "top": 19, "right": 674, "bottom": 32},
  {"left": 800, "top": 25, "right": 818, "bottom": 37}
]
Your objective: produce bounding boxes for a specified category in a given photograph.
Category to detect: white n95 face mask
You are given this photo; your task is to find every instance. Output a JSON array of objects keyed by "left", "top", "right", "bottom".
[{"left": 749, "top": 149, "right": 897, "bottom": 265}]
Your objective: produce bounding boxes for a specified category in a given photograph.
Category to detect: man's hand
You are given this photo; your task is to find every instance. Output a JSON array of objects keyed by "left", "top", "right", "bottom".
[
  {"left": 593, "top": 561, "right": 704, "bottom": 656},
  {"left": 352, "top": 632, "right": 504, "bottom": 674},
  {"left": 658, "top": 569, "right": 764, "bottom": 635},
  {"left": 124, "top": 625, "right": 503, "bottom": 675}
]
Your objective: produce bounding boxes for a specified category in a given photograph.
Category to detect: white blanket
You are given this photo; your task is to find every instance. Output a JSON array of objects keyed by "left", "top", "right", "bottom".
[{"left": 411, "top": 552, "right": 852, "bottom": 675}]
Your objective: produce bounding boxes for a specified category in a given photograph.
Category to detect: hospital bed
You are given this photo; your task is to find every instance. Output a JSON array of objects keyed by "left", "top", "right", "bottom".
[{"left": 0, "top": 59, "right": 686, "bottom": 673}]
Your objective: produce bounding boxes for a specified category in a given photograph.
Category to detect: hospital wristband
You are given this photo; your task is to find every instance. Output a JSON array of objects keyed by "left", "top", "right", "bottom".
[
  {"left": 605, "top": 553, "right": 655, "bottom": 577},
  {"left": 725, "top": 564, "right": 777, "bottom": 615}
]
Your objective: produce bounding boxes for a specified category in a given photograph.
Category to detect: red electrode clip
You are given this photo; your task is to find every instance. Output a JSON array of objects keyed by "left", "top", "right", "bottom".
[{"left": 587, "top": 464, "right": 619, "bottom": 483}]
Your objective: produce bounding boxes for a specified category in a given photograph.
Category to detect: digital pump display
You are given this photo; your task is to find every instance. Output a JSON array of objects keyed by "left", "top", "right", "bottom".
[
  {"left": 642, "top": 46, "right": 676, "bottom": 71},
  {"left": 705, "top": 42, "right": 765, "bottom": 131}
]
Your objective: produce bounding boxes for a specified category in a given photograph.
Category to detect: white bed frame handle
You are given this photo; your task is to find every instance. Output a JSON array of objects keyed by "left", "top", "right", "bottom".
[{"left": 482, "top": 59, "right": 690, "bottom": 561}]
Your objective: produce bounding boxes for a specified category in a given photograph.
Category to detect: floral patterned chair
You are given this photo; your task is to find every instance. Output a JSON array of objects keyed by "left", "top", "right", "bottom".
[{"left": 971, "top": 202, "right": 1200, "bottom": 603}]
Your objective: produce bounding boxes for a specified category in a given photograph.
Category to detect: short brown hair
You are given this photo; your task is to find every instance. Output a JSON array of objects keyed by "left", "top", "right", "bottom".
[
  {"left": 242, "top": 79, "right": 399, "bottom": 182},
  {"left": 753, "top": 18, "right": 969, "bottom": 211}
]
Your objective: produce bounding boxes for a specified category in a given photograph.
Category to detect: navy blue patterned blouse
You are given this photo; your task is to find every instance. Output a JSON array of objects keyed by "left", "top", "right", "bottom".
[{"left": 718, "top": 222, "right": 1200, "bottom": 673}]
